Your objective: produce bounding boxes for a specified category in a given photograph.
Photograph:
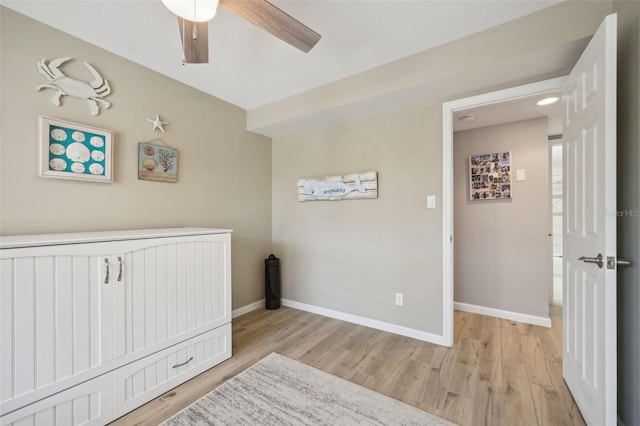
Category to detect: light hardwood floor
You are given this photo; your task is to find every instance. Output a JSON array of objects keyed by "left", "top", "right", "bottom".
[{"left": 111, "top": 305, "right": 585, "bottom": 426}]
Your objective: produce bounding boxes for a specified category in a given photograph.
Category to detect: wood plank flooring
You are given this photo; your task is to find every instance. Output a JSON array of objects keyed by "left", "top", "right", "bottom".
[{"left": 110, "top": 305, "right": 585, "bottom": 426}]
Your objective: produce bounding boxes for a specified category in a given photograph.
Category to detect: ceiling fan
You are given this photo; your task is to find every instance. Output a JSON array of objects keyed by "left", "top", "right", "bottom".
[{"left": 161, "top": 0, "right": 321, "bottom": 64}]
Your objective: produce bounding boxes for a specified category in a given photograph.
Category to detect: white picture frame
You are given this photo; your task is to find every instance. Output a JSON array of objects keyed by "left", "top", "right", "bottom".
[{"left": 39, "top": 116, "right": 113, "bottom": 183}]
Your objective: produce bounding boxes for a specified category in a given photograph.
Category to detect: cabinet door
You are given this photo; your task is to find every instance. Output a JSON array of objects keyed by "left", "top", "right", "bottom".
[
  {"left": 0, "top": 243, "right": 114, "bottom": 415},
  {"left": 112, "top": 233, "right": 231, "bottom": 365}
]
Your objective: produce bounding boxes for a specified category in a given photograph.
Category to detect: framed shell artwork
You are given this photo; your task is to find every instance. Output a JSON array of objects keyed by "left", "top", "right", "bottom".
[
  {"left": 138, "top": 143, "right": 178, "bottom": 183},
  {"left": 39, "top": 116, "right": 113, "bottom": 182}
]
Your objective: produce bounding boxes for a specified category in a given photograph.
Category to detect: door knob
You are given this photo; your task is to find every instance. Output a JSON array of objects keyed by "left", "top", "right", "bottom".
[{"left": 578, "top": 253, "right": 604, "bottom": 268}]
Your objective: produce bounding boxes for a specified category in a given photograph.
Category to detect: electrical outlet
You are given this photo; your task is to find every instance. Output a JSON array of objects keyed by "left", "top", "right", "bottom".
[{"left": 395, "top": 292, "right": 404, "bottom": 306}]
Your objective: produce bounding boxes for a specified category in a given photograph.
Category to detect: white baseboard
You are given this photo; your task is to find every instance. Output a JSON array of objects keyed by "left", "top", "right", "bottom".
[
  {"left": 454, "top": 301, "right": 551, "bottom": 328},
  {"left": 282, "top": 298, "right": 449, "bottom": 346},
  {"left": 233, "top": 299, "right": 549, "bottom": 343},
  {"left": 232, "top": 299, "right": 265, "bottom": 319}
]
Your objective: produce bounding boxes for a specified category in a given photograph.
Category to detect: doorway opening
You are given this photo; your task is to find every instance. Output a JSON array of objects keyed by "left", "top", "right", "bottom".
[
  {"left": 441, "top": 76, "right": 566, "bottom": 346},
  {"left": 442, "top": 15, "right": 617, "bottom": 424}
]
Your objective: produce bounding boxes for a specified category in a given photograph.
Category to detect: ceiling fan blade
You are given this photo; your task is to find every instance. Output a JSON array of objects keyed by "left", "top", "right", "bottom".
[
  {"left": 220, "top": 0, "right": 320, "bottom": 53},
  {"left": 177, "top": 18, "right": 209, "bottom": 63}
]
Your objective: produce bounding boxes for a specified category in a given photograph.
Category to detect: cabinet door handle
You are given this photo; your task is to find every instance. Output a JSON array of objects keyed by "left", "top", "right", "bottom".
[
  {"left": 172, "top": 356, "right": 194, "bottom": 369},
  {"left": 117, "top": 256, "right": 123, "bottom": 282},
  {"left": 104, "top": 258, "right": 110, "bottom": 284}
]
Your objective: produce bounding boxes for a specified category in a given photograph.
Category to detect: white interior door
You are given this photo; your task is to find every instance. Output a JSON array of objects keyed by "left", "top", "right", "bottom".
[{"left": 563, "top": 13, "right": 617, "bottom": 426}]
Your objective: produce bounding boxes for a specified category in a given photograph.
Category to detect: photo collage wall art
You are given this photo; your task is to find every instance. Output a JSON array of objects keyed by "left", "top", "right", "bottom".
[{"left": 469, "top": 151, "right": 512, "bottom": 200}]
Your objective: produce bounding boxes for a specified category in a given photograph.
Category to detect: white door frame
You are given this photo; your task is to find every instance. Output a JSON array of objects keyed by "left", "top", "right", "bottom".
[{"left": 441, "top": 77, "right": 567, "bottom": 346}]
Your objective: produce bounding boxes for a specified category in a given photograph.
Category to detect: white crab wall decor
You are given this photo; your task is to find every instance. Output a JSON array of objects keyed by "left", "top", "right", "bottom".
[{"left": 36, "top": 57, "right": 112, "bottom": 116}]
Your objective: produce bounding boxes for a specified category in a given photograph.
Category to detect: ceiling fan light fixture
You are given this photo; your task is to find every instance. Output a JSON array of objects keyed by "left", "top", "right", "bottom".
[{"left": 161, "top": 0, "right": 220, "bottom": 22}]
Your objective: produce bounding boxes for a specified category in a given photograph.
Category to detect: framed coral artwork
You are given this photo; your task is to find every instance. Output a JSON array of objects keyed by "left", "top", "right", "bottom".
[
  {"left": 39, "top": 116, "right": 113, "bottom": 183},
  {"left": 138, "top": 142, "right": 178, "bottom": 183}
]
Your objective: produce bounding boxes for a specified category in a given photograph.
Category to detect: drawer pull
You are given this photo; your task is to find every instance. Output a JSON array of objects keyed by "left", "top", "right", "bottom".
[
  {"left": 172, "top": 356, "right": 194, "bottom": 369},
  {"left": 104, "top": 258, "right": 110, "bottom": 284},
  {"left": 117, "top": 256, "right": 123, "bottom": 282}
]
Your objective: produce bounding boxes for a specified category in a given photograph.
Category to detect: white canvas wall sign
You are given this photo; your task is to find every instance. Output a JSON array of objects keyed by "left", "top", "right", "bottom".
[
  {"left": 297, "top": 171, "right": 378, "bottom": 201},
  {"left": 469, "top": 151, "right": 512, "bottom": 200},
  {"left": 36, "top": 57, "right": 112, "bottom": 116}
]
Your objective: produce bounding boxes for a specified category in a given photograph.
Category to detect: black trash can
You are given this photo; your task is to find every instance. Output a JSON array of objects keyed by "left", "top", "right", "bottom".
[{"left": 264, "top": 254, "right": 281, "bottom": 310}]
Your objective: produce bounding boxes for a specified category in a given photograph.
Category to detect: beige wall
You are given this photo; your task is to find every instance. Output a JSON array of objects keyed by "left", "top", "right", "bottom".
[
  {"left": 0, "top": 8, "right": 272, "bottom": 309},
  {"left": 453, "top": 119, "right": 551, "bottom": 319},
  {"left": 271, "top": 3, "right": 613, "bottom": 337},
  {"left": 272, "top": 103, "right": 444, "bottom": 333}
]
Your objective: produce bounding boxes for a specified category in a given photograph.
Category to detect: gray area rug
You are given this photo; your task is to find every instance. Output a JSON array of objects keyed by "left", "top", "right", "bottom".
[{"left": 161, "top": 352, "right": 456, "bottom": 426}]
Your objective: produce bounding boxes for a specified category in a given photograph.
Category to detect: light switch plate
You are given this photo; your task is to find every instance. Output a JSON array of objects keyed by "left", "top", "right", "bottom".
[
  {"left": 516, "top": 169, "right": 526, "bottom": 182},
  {"left": 427, "top": 195, "right": 436, "bottom": 209}
]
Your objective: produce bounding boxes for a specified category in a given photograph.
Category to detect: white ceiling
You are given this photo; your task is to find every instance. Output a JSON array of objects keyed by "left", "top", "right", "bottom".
[
  {"left": 453, "top": 90, "right": 563, "bottom": 135},
  {"left": 2, "top": 0, "right": 565, "bottom": 110}
]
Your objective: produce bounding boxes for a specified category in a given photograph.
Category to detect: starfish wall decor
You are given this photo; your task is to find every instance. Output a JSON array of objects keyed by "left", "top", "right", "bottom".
[{"left": 147, "top": 114, "right": 168, "bottom": 133}]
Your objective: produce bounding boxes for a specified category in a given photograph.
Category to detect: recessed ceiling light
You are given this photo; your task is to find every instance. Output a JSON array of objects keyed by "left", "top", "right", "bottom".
[
  {"left": 459, "top": 114, "right": 475, "bottom": 122},
  {"left": 537, "top": 97, "right": 559, "bottom": 106}
]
